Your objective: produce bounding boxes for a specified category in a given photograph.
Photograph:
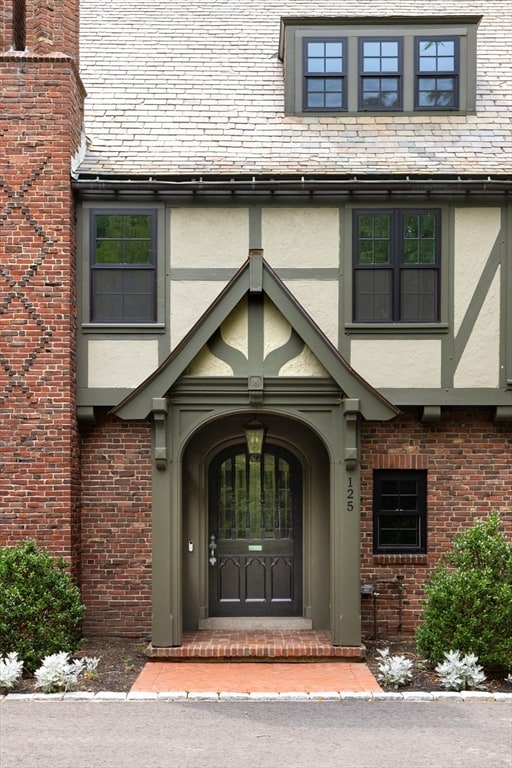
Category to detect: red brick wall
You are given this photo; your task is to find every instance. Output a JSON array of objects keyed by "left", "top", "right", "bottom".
[
  {"left": 0, "top": 2, "right": 83, "bottom": 575},
  {"left": 29, "top": 0, "right": 80, "bottom": 58},
  {"left": 360, "top": 407, "right": 512, "bottom": 640},
  {"left": 1, "top": 1, "right": 17, "bottom": 50},
  {"left": 76, "top": 406, "right": 512, "bottom": 641},
  {"left": 79, "top": 413, "right": 153, "bottom": 637},
  {"left": 1, "top": 0, "right": 80, "bottom": 58}
]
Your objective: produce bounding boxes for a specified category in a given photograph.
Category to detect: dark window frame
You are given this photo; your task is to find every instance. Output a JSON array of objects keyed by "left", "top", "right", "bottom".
[
  {"left": 90, "top": 208, "right": 158, "bottom": 324},
  {"left": 358, "top": 36, "right": 403, "bottom": 111},
  {"left": 373, "top": 469, "right": 427, "bottom": 554},
  {"left": 302, "top": 36, "right": 347, "bottom": 112},
  {"left": 352, "top": 208, "right": 441, "bottom": 323},
  {"left": 414, "top": 35, "right": 460, "bottom": 110}
]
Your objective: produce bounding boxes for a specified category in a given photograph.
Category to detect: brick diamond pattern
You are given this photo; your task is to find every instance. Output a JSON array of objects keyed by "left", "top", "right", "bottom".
[{"left": 0, "top": 155, "right": 55, "bottom": 398}]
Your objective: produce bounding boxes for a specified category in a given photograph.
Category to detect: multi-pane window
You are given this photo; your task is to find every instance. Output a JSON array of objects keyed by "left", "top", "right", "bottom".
[
  {"left": 217, "top": 448, "right": 294, "bottom": 540},
  {"left": 415, "top": 37, "right": 459, "bottom": 109},
  {"left": 353, "top": 209, "right": 440, "bottom": 323},
  {"left": 359, "top": 38, "right": 402, "bottom": 110},
  {"left": 373, "top": 470, "right": 427, "bottom": 553},
  {"left": 284, "top": 20, "right": 477, "bottom": 115},
  {"left": 90, "top": 210, "right": 157, "bottom": 323},
  {"left": 303, "top": 38, "right": 346, "bottom": 110}
]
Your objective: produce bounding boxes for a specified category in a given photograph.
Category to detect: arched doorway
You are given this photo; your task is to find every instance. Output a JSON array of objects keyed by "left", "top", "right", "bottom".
[
  {"left": 181, "top": 413, "right": 331, "bottom": 633},
  {"left": 208, "top": 442, "right": 302, "bottom": 617}
]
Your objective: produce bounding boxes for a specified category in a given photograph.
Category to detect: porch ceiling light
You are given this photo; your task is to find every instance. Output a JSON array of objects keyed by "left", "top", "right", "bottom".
[{"left": 244, "top": 419, "right": 266, "bottom": 456}]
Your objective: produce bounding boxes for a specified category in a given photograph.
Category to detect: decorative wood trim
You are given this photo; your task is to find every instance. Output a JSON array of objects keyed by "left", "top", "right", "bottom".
[{"left": 152, "top": 397, "right": 169, "bottom": 470}]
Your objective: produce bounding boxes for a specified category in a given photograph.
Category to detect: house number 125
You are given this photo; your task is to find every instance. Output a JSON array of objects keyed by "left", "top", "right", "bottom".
[{"left": 346, "top": 476, "right": 354, "bottom": 512}]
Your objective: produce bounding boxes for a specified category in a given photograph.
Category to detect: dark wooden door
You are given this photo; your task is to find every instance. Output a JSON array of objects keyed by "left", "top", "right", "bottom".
[{"left": 208, "top": 444, "right": 302, "bottom": 617}]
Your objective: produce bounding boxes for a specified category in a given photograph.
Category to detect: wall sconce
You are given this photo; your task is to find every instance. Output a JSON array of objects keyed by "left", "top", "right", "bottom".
[{"left": 244, "top": 419, "right": 266, "bottom": 457}]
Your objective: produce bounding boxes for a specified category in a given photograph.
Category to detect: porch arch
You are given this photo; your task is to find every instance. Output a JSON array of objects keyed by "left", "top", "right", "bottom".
[{"left": 151, "top": 396, "right": 363, "bottom": 648}]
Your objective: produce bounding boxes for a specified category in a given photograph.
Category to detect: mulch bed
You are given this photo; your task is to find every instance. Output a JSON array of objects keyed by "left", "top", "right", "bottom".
[
  {"left": 6, "top": 636, "right": 512, "bottom": 694},
  {"left": 365, "top": 638, "right": 511, "bottom": 693}
]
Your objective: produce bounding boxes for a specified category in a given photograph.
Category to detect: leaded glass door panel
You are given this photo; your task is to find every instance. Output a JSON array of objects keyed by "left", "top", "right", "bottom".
[{"left": 208, "top": 444, "right": 302, "bottom": 616}]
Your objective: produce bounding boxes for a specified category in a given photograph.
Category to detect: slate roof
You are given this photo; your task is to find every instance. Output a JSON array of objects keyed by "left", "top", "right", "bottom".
[{"left": 76, "top": 0, "right": 512, "bottom": 179}]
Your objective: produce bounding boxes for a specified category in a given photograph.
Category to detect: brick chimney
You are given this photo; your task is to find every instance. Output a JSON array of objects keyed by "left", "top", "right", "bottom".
[{"left": 0, "top": 0, "right": 84, "bottom": 577}]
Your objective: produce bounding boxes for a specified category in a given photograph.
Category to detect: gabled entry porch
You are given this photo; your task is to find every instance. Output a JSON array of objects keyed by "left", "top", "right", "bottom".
[{"left": 113, "top": 252, "right": 398, "bottom": 651}]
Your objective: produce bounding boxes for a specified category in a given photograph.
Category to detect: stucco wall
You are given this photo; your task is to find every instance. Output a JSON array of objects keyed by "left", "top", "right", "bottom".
[{"left": 81, "top": 202, "right": 505, "bottom": 396}]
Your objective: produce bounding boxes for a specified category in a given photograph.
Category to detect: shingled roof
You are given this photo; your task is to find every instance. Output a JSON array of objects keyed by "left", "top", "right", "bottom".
[{"left": 76, "top": 0, "right": 512, "bottom": 179}]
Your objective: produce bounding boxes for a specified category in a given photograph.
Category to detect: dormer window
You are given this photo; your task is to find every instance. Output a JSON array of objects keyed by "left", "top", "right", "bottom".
[
  {"left": 303, "top": 38, "right": 346, "bottom": 111},
  {"left": 415, "top": 37, "right": 459, "bottom": 109},
  {"left": 281, "top": 17, "right": 478, "bottom": 115},
  {"left": 359, "top": 38, "right": 402, "bottom": 110}
]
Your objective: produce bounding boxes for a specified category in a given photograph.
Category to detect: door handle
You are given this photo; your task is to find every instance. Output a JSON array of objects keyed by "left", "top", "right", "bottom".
[{"left": 209, "top": 534, "right": 217, "bottom": 566}]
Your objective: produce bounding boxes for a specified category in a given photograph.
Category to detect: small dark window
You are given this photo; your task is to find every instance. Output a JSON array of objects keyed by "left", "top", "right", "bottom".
[
  {"left": 415, "top": 37, "right": 459, "bottom": 110},
  {"left": 303, "top": 37, "right": 347, "bottom": 111},
  {"left": 373, "top": 470, "right": 427, "bottom": 553},
  {"left": 90, "top": 210, "right": 157, "bottom": 323},
  {"left": 12, "top": 0, "right": 26, "bottom": 50},
  {"left": 359, "top": 38, "right": 402, "bottom": 110},
  {"left": 353, "top": 209, "right": 440, "bottom": 323}
]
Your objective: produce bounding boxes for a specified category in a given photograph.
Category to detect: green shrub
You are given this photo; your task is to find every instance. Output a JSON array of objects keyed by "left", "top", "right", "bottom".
[
  {"left": 416, "top": 512, "right": 512, "bottom": 668},
  {"left": 0, "top": 540, "right": 85, "bottom": 672}
]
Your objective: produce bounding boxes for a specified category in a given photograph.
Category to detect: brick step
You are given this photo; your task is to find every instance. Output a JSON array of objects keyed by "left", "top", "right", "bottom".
[{"left": 146, "top": 630, "right": 366, "bottom": 661}]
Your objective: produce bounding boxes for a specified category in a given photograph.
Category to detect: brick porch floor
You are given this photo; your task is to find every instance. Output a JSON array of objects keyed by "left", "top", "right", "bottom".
[{"left": 133, "top": 630, "right": 381, "bottom": 694}]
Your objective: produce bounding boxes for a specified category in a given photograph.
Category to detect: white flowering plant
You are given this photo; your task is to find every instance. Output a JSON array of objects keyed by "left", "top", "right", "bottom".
[
  {"left": 34, "top": 652, "right": 101, "bottom": 693},
  {"left": 435, "top": 650, "right": 486, "bottom": 691},
  {"left": 376, "top": 647, "right": 414, "bottom": 688},
  {"left": 34, "top": 652, "right": 85, "bottom": 693},
  {"left": 0, "top": 652, "right": 24, "bottom": 690},
  {"left": 83, "top": 656, "right": 101, "bottom": 680}
]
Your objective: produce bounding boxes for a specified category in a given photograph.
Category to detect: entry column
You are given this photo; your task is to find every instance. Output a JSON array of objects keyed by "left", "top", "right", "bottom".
[
  {"left": 151, "top": 398, "right": 183, "bottom": 646},
  {"left": 331, "top": 399, "right": 361, "bottom": 646}
]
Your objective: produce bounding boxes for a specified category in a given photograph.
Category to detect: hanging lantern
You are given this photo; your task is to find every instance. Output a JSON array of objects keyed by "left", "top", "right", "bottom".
[{"left": 244, "top": 419, "right": 266, "bottom": 456}]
